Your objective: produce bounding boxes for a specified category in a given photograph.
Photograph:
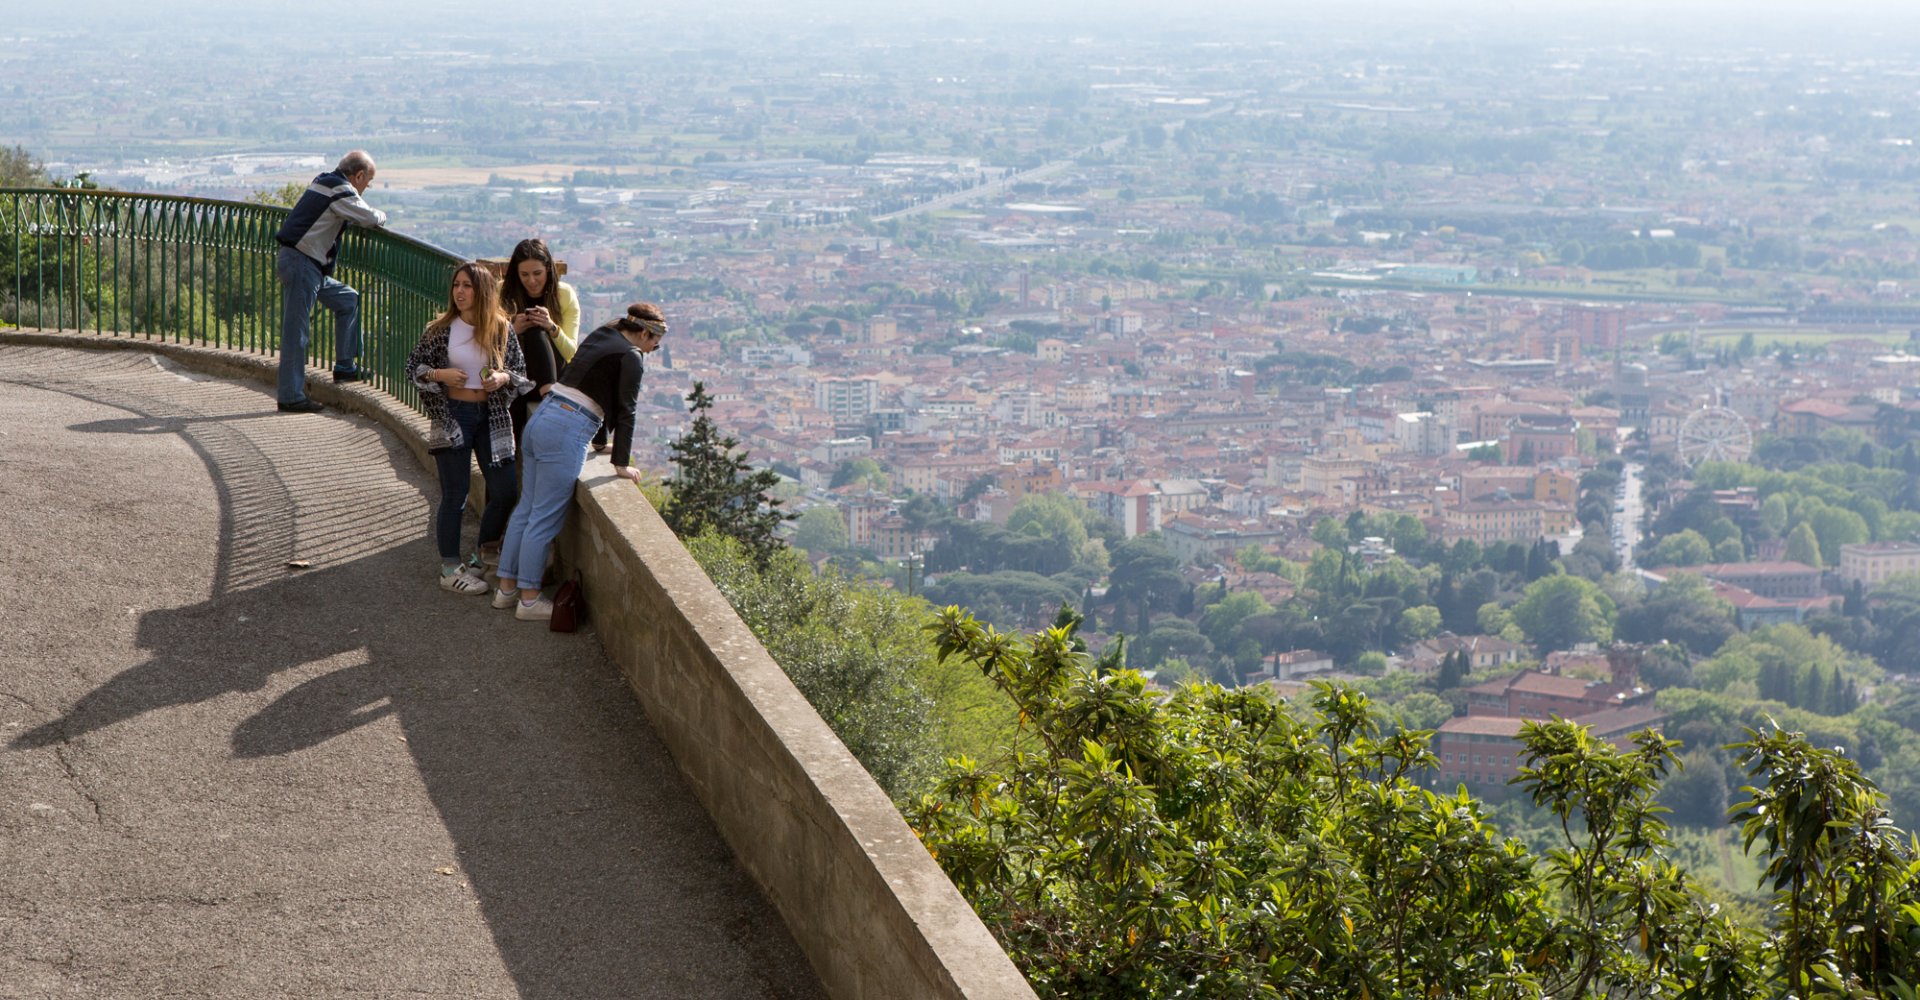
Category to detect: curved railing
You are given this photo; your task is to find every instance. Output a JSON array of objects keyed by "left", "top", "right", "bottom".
[{"left": 0, "top": 187, "right": 461, "bottom": 411}]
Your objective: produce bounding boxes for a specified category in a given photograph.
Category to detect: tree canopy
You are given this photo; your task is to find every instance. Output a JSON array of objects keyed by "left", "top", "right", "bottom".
[
  {"left": 1510, "top": 573, "right": 1616, "bottom": 652},
  {"left": 0, "top": 144, "right": 46, "bottom": 187},
  {"left": 1616, "top": 572, "right": 1738, "bottom": 657},
  {"left": 791, "top": 505, "right": 849, "bottom": 553},
  {"left": 909, "top": 608, "right": 1920, "bottom": 999},
  {"left": 663, "top": 381, "right": 795, "bottom": 567}
]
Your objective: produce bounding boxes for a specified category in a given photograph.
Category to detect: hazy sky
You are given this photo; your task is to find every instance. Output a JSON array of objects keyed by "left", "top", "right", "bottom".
[{"left": 14, "top": 0, "right": 1920, "bottom": 49}]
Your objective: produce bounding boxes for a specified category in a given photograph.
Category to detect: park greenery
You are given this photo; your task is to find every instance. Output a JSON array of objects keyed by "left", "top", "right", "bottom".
[
  {"left": 686, "top": 532, "right": 1014, "bottom": 797},
  {"left": 0, "top": 144, "right": 45, "bottom": 187},
  {"left": 906, "top": 607, "right": 1920, "bottom": 1000}
]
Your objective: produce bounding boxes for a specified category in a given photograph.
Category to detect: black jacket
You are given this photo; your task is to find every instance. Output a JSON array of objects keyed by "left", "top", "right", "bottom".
[
  {"left": 556, "top": 325, "right": 645, "bottom": 466},
  {"left": 510, "top": 325, "right": 561, "bottom": 446}
]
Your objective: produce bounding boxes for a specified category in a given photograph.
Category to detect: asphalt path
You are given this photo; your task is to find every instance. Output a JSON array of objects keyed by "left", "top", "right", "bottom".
[
  {"left": 0, "top": 344, "right": 823, "bottom": 1000},
  {"left": 1618, "top": 460, "right": 1646, "bottom": 571}
]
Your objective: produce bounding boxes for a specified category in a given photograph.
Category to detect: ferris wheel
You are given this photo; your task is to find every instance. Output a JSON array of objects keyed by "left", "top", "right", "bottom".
[{"left": 1676, "top": 406, "right": 1753, "bottom": 466}]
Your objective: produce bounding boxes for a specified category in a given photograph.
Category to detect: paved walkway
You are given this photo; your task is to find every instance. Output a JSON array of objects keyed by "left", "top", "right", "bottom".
[{"left": 0, "top": 343, "right": 824, "bottom": 1000}]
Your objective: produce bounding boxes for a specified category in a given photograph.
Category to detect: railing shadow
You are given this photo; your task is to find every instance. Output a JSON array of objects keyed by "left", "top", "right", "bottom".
[{"left": 6, "top": 353, "right": 820, "bottom": 999}]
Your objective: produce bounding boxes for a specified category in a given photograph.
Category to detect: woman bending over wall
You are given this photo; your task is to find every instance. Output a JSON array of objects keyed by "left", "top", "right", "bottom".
[{"left": 493, "top": 302, "right": 665, "bottom": 620}]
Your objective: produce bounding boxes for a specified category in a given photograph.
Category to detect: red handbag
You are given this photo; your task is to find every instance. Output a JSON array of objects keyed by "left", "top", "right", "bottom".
[{"left": 550, "top": 571, "right": 584, "bottom": 633}]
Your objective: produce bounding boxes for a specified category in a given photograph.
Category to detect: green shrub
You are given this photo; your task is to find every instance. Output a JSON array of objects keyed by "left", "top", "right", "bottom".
[{"left": 909, "top": 608, "right": 1920, "bottom": 999}]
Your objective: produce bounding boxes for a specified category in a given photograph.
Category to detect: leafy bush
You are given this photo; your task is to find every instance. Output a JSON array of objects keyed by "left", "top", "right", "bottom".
[
  {"left": 908, "top": 608, "right": 1920, "bottom": 1000},
  {"left": 687, "top": 534, "right": 1013, "bottom": 796}
]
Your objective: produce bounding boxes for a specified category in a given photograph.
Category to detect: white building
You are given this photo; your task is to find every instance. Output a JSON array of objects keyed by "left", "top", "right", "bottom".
[
  {"left": 1839, "top": 541, "right": 1920, "bottom": 588},
  {"left": 1393, "top": 411, "right": 1456, "bottom": 456},
  {"left": 813, "top": 376, "right": 877, "bottom": 426}
]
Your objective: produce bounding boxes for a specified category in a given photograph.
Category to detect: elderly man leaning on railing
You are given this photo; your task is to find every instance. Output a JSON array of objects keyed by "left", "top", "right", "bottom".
[{"left": 272, "top": 149, "right": 388, "bottom": 413}]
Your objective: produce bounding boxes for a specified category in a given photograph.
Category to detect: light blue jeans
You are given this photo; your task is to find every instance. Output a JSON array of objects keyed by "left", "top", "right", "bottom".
[
  {"left": 275, "top": 246, "right": 361, "bottom": 404},
  {"left": 496, "top": 394, "right": 601, "bottom": 591}
]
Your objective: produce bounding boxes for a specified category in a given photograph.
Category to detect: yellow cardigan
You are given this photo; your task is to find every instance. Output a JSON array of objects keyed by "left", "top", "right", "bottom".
[{"left": 550, "top": 281, "right": 583, "bottom": 360}]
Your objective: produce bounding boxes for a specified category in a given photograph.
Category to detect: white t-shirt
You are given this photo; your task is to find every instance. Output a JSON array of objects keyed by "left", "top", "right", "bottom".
[{"left": 447, "top": 319, "right": 487, "bottom": 389}]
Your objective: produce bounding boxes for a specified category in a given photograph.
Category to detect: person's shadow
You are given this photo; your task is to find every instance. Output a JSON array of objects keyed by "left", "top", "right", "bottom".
[{"left": 11, "top": 372, "right": 821, "bottom": 1000}]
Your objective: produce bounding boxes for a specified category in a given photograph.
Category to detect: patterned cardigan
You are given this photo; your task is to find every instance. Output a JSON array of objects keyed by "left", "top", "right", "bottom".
[{"left": 405, "top": 319, "right": 533, "bottom": 465}]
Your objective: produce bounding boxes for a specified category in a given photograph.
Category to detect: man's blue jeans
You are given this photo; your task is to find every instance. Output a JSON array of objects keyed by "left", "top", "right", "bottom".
[
  {"left": 276, "top": 246, "right": 361, "bottom": 404},
  {"left": 497, "top": 394, "right": 600, "bottom": 591}
]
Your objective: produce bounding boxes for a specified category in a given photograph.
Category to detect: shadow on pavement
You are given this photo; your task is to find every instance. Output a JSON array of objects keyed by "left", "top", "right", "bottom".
[{"left": 10, "top": 368, "right": 819, "bottom": 1000}]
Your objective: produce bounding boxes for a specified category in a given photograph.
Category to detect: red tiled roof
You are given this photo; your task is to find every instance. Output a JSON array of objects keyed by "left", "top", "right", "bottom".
[
  {"left": 1696, "top": 561, "right": 1819, "bottom": 577},
  {"left": 1707, "top": 582, "right": 1785, "bottom": 610},
  {"left": 1505, "top": 672, "right": 1599, "bottom": 697},
  {"left": 1573, "top": 704, "right": 1668, "bottom": 738},
  {"left": 1437, "top": 716, "right": 1529, "bottom": 737},
  {"left": 1779, "top": 398, "right": 1853, "bottom": 418},
  {"left": 1466, "top": 670, "right": 1595, "bottom": 699}
]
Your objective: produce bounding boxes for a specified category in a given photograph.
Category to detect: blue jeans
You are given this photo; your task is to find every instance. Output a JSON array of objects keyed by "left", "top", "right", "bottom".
[
  {"left": 276, "top": 246, "right": 361, "bottom": 404},
  {"left": 433, "top": 400, "right": 519, "bottom": 561},
  {"left": 497, "top": 395, "right": 599, "bottom": 590}
]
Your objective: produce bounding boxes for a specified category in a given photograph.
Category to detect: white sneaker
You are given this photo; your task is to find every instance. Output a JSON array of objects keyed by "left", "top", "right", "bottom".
[
  {"left": 439, "top": 566, "right": 488, "bottom": 595},
  {"left": 492, "top": 587, "right": 517, "bottom": 610},
  {"left": 515, "top": 596, "right": 554, "bottom": 621}
]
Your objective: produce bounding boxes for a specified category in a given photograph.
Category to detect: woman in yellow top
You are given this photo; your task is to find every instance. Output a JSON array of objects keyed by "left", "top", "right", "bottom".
[
  {"left": 500, "top": 237, "right": 581, "bottom": 359},
  {"left": 500, "top": 237, "right": 588, "bottom": 449},
  {"left": 500, "top": 236, "right": 608, "bottom": 451}
]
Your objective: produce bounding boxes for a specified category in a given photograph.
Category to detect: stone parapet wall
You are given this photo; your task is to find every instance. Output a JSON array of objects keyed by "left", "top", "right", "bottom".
[{"left": 559, "top": 471, "right": 1034, "bottom": 1000}]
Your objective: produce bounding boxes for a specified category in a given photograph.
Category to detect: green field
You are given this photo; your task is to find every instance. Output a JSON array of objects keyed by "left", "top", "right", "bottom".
[{"left": 1697, "top": 328, "right": 1915, "bottom": 350}]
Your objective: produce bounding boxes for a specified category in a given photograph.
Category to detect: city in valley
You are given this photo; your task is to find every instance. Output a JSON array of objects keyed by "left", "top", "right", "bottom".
[{"left": 7, "top": 0, "right": 1920, "bottom": 834}]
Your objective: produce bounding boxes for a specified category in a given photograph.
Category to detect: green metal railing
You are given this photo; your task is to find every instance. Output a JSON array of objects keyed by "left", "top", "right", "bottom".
[{"left": 1, "top": 187, "right": 462, "bottom": 411}]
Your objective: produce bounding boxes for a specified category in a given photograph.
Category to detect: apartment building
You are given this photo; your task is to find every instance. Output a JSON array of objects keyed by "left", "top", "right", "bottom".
[
  {"left": 1429, "top": 701, "right": 1668, "bottom": 802},
  {"left": 1393, "top": 411, "right": 1455, "bottom": 456},
  {"left": 813, "top": 376, "right": 877, "bottom": 426},
  {"left": 1079, "top": 480, "right": 1164, "bottom": 538},
  {"left": 1434, "top": 658, "right": 1664, "bottom": 802},
  {"left": 1299, "top": 453, "right": 1373, "bottom": 497},
  {"left": 1839, "top": 541, "right": 1920, "bottom": 588},
  {"left": 1694, "top": 561, "right": 1823, "bottom": 599},
  {"left": 1441, "top": 498, "right": 1552, "bottom": 545}
]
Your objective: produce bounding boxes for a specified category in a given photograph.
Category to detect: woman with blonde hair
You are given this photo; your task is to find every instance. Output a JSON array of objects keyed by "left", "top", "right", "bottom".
[
  {"left": 404, "top": 262, "right": 532, "bottom": 593},
  {"left": 493, "top": 302, "right": 664, "bottom": 620}
]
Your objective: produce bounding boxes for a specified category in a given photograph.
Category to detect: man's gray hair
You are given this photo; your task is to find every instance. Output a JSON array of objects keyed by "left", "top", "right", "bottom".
[{"left": 336, "top": 150, "right": 376, "bottom": 177}]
